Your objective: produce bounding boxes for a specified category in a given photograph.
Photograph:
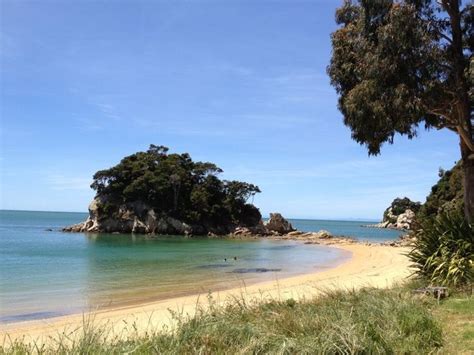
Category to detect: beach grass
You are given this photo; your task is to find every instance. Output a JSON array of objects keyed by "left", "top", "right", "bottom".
[
  {"left": 433, "top": 294, "right": 474, "bottom": 354},
  {"left": 1, "top": 286, "right": 454, "bottom": 354}
]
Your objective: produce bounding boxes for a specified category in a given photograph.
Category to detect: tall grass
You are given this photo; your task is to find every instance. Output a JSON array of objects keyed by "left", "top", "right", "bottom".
[
  {"left": 409, "top": 210, "right": 474, "bottom": 287},
  {"left": 1, "top": 287, "right": 443, "bottom": 354}
]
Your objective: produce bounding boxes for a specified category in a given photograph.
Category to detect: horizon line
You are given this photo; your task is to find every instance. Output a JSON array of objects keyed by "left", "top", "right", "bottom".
[{"left": 0, "top": 209, "right": 380, "bottom": 222}]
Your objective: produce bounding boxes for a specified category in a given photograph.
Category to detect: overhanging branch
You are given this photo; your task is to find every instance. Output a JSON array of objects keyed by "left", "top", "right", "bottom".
[{"left": 457, "top": 126, "right": 474, "bottom": 152}]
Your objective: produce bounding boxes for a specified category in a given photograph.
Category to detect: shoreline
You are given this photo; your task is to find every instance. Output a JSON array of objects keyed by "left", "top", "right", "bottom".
[
  {"left": 0, "top": 240, "right": 411, "bottom": 345},
  {"left": 0, "top": 241, "right": 352, "bottom": 325}
]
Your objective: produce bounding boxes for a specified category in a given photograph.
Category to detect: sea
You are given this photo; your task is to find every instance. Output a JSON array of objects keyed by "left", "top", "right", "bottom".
[{"left": 0, "top": 210, "right": 403, "bottom": 323}]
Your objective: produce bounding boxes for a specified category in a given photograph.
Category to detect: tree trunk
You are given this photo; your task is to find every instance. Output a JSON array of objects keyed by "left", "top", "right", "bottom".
[
  {"left": 446, "top": 0, "right": 473, "bottom": 222},
  {"left": 461, "top": 139, "right": 474, "bottom": 223}
]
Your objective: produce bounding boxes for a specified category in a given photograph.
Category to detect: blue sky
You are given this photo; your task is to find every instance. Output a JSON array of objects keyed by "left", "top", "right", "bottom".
[{"left": 0, "top": 0, "right": 460, "bottom": 220}]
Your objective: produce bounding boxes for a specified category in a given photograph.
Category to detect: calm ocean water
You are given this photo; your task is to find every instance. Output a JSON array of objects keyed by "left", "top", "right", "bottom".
[
  {"left": 0, "top": 210, "right": 400, "bottom": 323},
  {"left": 288, "top": 219, "right": 403, "bottom": 241}
]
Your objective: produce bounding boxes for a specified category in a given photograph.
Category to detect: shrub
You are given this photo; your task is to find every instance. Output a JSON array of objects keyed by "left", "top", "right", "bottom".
[{"left": 408, "top": 210, "right": 474, "bottom": 286}]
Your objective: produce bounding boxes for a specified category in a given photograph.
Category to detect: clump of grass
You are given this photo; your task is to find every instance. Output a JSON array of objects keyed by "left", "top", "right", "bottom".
[
  {"left": 409, "top": 210, "right": 474, "bottom": 287},
  {"left": 1, "top": 287, "right": 443, "bottom": 354}
]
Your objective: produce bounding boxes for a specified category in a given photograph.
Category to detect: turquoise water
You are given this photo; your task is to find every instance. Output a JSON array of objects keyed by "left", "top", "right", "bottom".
[
  {"left": 288, "top": 219, "right": 404, "bottom": 241},
  {"left": 0, "top": 210, "right": 362, "bottom": 323}
]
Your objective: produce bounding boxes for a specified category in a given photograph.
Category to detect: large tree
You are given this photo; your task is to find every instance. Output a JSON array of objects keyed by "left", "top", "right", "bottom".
[{"left": 328, "top": 0, "right": 473, "bottom": 221}]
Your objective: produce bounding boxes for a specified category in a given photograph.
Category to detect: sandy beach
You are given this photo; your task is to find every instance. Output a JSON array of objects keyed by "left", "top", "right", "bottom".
[{"left": 0, "top": 241, "right": 411, "bottom": 345}]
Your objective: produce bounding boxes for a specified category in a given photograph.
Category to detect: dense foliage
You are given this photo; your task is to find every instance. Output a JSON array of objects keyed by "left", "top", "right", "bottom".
[
  {"left": 409, "top": 210, "right": 474, "bottom": 286},
  {"left": 419, "top": 162, "right": 464, "bottom": 220},
  {"left": 383, "top": 197, "right": 421, "bottom": 223},
  {"left": 90, "top": 145, "right": 262, "bottom": 228},
  {"left": 328, "top": 0, "right": 474, "bottom": 220}
]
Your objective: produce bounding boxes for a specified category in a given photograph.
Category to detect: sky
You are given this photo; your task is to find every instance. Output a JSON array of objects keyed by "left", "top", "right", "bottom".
[{"left": 0, "top": 0, "right": 461, "bottom": 220}]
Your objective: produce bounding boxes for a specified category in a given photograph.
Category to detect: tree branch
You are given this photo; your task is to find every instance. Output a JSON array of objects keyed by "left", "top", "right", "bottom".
[
  {"left": 457, "top": 125, "right": 474, "bottom": 152},
  {"left": 426, "top": 106, "right": 458, "bottom": 126},
  {"left": 437, "top": 30, "right": 453, "bottom": 44}
]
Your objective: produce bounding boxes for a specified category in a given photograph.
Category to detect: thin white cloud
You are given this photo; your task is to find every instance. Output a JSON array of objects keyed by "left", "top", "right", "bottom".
[
  {"left": 133, "top": 113, "right": 315, "bottom": 137},
  {"left": 95, "top": 103, "right": 121, "bottom": 121},
  {"left": 223, "top": 157, "right": 423, "bottom": 180},
  {"left": 74, "top": 117, "right": 106, "bottom": 131},
  {"left": 260, "top": 69, "right": 336, "bottom": 106},
  {"left": 267, "top": 71, "right": 327, "bottom": 84},
  {"left": 46, "top": 174, "right": 92, "bottom": 191},
  {"left": 216, "top": 63, "right": 253, "bottom": 76}
]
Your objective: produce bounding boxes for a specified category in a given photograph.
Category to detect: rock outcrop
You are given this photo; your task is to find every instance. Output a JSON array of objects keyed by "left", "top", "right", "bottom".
[
  {"left": 64, "top": 145, "right": 269, "bottom": 236},
  {"left": 365, "top": 197, "right": 420, "bottom": 231},
  {"left": 64, "top": 197, "right": 197, "bottom": 235},
  {"left": 381, "top": 233, "right": 416, "bottom": 247},
  {"left": 264, "top": 213, "right": 295, "bottom": 234},
  {"left": 369, "top": 208, "right": 416, "bottom": 230},
  {"left": 63, "top": 199, "right": 295, "bottom": 237}
]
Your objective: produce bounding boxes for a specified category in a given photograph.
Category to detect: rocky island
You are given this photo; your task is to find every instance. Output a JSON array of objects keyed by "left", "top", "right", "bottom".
[
  {"left": 365, "top": 163, "right": 464, "bottom": 231},
  {"left": 366, "top": 197, "right": 421, "bottom": 230},
  {"left": 64, "top": 145, "right": 295, "bottom": 236}
]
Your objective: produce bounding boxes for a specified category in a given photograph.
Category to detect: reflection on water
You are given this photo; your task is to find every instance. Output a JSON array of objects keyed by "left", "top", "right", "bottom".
[
  {"left": 0, "top": 311, "right": 67, "bottom": 323},
  {"left": 195, "top": 264, "right": 232, "bottom": 269},
  {"left": 230, "top": 268, "right": 282, "bottom": 274},
  {"left": 262, "top": 245, "right": 297, "bottom": 250}
]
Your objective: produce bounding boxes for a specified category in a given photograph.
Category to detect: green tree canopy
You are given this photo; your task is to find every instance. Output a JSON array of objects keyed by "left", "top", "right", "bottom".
[
  {"left": 383, "top": 197, "right": 422, "bottom": 223},
  {"left": 91, "top": 145, "right": 261, "bottom": 228},
  {"left": 328, "top": 0, "right": 473, "bottom": 221}
]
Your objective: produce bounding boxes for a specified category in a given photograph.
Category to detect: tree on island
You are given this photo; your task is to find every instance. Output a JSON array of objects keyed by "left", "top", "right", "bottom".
[
  {"left": 383, "top": 197, "right": 422, "bottom": 223},
  {"left": 328, "top": 0, "right": 473, "bottom": 221},
  {"left": 90, "top": 144, "right": 262, "bottom": 231}
]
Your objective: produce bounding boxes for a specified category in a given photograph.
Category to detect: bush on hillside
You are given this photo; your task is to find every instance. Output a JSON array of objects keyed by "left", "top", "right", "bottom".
[{"left": 418, "top": 162, "right": 464, "bottom": 222}]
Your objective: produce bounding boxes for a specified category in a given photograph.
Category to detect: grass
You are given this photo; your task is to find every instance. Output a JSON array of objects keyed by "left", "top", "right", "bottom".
[
  {"left": 1, "top": 287, "right": 448, "bottom": 354},
  {"left": 434, "top": 294, "right": 474, "bottom": 354}
]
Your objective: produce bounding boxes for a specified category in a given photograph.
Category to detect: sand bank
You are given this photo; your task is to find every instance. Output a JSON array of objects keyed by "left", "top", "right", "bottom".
[{"left": 0, "top": 242, "right": 411, "bottom": 344}]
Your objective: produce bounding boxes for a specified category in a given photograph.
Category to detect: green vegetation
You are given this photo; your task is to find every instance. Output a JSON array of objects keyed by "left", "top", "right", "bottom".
[
  {"left": 383, "top": 197, "right": 421, "bottom": 223},
  {"left": 434, "top": 296, "right": 474, "bottom": 353},
  {"left": 90, "top": 144, "right": 262, "bottom": 230},
  {"left": 407, "top": 163, "right": 472, "bottom": 288},
  {"left": 409, "top": 210, "right": 474, "bottom": 287},
  {"left": 2, "top": 287, "right": 447, "bottom": 354},
  {"left": 419, "top": 162, "right": 464, "bottom": 221},
  {"left": 328, "top": 0, "right": 474, "bottom": 221}
]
